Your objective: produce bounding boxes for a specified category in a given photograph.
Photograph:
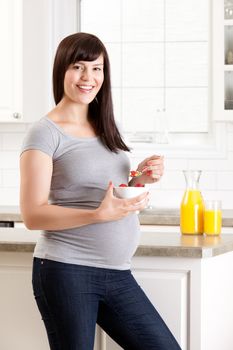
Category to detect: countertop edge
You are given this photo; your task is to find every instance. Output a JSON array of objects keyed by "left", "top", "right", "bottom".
[
  {"left": 1, "top": 207, "right": 233, "bottom": 227},
  {"left": 0, "top": 243, "right": 36, "bottom": 253},
  {"left": 1, "top": 228, "right": 233, "bottom": 258},
  {"left": 1, "top": 241, "right": 232, "bottom": 258},
  {"left": 134, "top": 246, "right": 203, "bottom": 258}
]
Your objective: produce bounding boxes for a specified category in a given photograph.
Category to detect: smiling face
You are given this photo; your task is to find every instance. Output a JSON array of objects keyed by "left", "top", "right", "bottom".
[{"left": 63, "top": 54, "right": 104, "bottom": 105}]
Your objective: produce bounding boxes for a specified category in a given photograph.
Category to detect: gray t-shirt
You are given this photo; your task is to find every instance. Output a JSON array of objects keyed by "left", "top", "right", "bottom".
[{"left": 21, "top": 116, "right": 141, "bottom": 270}]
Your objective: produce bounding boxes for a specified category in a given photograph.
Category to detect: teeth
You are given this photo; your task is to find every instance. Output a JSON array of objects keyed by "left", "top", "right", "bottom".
[{"left": 78, "top": 85, "right": 93, "bottom": 90}]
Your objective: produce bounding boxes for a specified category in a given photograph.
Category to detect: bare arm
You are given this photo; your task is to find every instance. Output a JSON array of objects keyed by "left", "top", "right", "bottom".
[{"left": 20, "top": 150, "right": 149, "bottom": 230}]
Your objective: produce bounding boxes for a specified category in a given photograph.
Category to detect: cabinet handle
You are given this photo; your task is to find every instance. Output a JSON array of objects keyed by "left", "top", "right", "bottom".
[{"left": 12, "top": 112, "right": 21, "bottom": 119}]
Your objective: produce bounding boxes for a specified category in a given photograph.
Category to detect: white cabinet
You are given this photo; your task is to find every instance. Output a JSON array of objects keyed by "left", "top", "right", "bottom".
[
  {"left": 132, "top": 268, "right": 188, "bottom": 348},
  {"left": 0, "top": 0, "right": 78, "bottom": 123},
  {"left": 99, "top": 265, "right": 187, "bottom": 350},
  {"left": 0, "top": 0, "right": 51, "bottom": 123},
  {"left": 0, "top": 0, "right": 22, "bottom": 122},
  {"left": 22, "top": 0, "right": 51, "bottom": 123},
  {"left": 0, "top": 250, "right": 101, "bottom": 350},
  {"left": 98, "top": 252, "right": 233, "bottom": 350},
  {"left": 0, "top": 252, "right": 49, "bottom": 350},
  {"left": 1, "top": 231, "right": 233, "bottom": 350},
  {"left": 213, "top": 0, "right": 233, "bottom": 121}
]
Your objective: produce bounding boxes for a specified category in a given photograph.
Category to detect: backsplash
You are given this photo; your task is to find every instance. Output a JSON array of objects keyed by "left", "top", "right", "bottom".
[{"left": 1, "top": 122, "right": 233, "bottom": 209}]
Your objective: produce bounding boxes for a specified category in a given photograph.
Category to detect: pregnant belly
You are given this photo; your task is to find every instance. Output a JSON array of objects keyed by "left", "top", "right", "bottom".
[{"left": 42, "top": 215, "right": 141, "bottom": 268}]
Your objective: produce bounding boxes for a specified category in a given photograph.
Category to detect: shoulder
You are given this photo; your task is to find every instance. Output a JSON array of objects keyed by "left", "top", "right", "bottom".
[{"left": 21, "top": 117, "right": 59, "bottom": 158}]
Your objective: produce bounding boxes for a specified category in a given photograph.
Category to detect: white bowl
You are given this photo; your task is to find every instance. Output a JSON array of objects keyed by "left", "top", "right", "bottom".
[{"left": 113, "top": 186, "right": 147, "bottom": 199}]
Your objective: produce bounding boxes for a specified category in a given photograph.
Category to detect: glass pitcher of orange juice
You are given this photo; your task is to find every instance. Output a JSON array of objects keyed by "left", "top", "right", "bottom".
[{"left": 180, "top": 170, "right": 204, "bottom": 235}]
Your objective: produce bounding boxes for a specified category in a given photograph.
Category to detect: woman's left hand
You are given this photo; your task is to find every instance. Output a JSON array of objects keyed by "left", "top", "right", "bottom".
[{"left": 132, "top": 155, "right": 164, "bottom": 185}]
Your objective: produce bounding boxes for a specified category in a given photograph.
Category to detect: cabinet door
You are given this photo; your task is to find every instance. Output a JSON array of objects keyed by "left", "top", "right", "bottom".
[
  {"left": 0, "top": 0, "right": 51, "bottom": 123},
  {"left": 99, "top": 263, "right": 188, "bottom": 350},
  {"left": 0, "top": 0, "right": 22, "bottom": 122},
  {"left": 0, "top": 253, "right": 49, "bottom": 350},
  {"left": 132, "top": 267, "right": 188, "bottom": 349},
  {"left": 0, "top": 0, "right": 49, "bottom": 123},
  {"left": 213, "top": 0, "right": 233, "bottom": 121}
]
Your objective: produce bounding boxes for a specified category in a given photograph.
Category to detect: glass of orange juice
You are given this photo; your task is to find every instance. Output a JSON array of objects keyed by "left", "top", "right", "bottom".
[{"left": 204, "top": 200, "right": 222, "bottom": 236}]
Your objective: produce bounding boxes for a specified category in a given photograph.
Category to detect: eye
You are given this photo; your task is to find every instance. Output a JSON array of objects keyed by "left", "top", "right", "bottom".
[
  {"left": 93, "top": 67, "right": 103, "bottom": 71},
  {"left": 73, "top": 64, "right": 83, "bottom": 71}
]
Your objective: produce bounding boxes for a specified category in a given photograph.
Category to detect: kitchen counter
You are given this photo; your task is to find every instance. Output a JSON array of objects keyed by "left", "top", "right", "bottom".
[
  {"left": 0, "top": 206, "right": 21, "bottom": 222},
  {"left": 1, "top": 228, "right": 233, "bottom": 350},
  {"left": 137, "top": 231, "right": 233, "bottom": 258},
  {"left": 0, "top": 228, "right": 38, "bottom": 252},
  {"left": 1, "top": 227, "right": 233, "bottom": 258},
  {"left": 139, "top": 208, "right": 233, "bottom": 226},
  {"left": 2, "top": 206, "right": 233, "bottom": 227}
]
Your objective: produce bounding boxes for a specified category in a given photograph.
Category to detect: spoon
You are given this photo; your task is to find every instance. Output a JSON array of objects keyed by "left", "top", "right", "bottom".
[{"left": 130, "top": 170, "right": 143, "bottom": 178}]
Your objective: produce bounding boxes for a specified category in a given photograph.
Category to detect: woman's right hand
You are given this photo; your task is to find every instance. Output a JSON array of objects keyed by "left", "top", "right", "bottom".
[{"left": 95, "top": 182, "right": 149, "bottom": 222}]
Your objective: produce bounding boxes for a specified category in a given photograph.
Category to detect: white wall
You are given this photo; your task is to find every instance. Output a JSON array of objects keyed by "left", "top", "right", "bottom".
[
  {"left": 1, "top": 121, "right": 233, "bottom": 209},
  {"left": 0, "top": 123, "right": 27, "bottom": 206},
  {"left": 129, "top": 122, "right": 233, "bottom": 209}
]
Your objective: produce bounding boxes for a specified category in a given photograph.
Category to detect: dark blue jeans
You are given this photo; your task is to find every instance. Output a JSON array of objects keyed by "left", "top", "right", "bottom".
[{"left": 32, "top": 258, "right": 181, "bottom": 350}]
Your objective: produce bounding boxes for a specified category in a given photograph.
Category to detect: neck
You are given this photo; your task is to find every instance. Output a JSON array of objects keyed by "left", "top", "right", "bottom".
[{"left": 55, "top": 98, "right": 89, "bottom": 122}]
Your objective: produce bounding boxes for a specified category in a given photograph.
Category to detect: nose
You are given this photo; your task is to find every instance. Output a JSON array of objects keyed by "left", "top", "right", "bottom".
[{"left": 81, "top": 67, "right": 92, "bottom": 81}]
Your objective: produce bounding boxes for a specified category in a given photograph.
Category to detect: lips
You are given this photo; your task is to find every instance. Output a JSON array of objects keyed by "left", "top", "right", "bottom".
[{"left": 77, "top": 85, "right": 94, "bottom": 93}]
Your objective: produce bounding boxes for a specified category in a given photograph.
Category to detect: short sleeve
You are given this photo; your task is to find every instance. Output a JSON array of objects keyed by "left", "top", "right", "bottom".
[{"left": 20, "top": 120, "right": 57, "bottom": 158}]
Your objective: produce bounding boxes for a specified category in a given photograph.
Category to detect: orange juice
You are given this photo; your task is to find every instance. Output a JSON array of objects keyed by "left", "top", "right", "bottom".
[
  {"left": 204, "top": 209, "right": 222, "bottom": 235},
  {"left": 180, "top": 190, "right": 204, "bottom": 235}
]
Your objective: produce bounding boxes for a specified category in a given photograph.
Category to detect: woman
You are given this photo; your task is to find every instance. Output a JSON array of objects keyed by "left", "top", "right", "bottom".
[{"left": 20, "top": 32, "right": 180, "bottom": 350}]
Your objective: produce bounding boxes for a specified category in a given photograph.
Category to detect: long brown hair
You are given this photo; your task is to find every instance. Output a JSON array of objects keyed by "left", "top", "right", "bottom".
[{"left": 52, "top": 32, "right": 130, "bottom": 153}]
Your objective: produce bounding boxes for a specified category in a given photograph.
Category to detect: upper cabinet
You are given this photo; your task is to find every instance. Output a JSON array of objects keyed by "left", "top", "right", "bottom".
[
  {"left": 213, "top": 0, "right": 233, "bottom": 121},
  {"left": 0, "top": 0, "right": 51, "bottom": 123},
  {"left": 0, "top": 0, "right": 54, "bottom": 123},
  {"left": 0, "top": 0, "right": 78, "bottom": 123},
  {"left": 0, "top": 0, "right": 22, "bottom": 122},
  {"left": 22, "top": 0, "right": 52, "bottom": 123}
]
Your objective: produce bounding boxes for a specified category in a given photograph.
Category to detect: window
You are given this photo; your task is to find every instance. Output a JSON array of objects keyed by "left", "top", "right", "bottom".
[{"left": 80, "top": 0, "right": 209, "bottom": 142}]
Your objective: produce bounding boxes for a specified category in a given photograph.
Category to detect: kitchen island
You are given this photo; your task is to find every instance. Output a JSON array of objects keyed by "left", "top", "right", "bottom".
[{"left": 0, "top": 228, "right": 233, "bottom": 350}]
